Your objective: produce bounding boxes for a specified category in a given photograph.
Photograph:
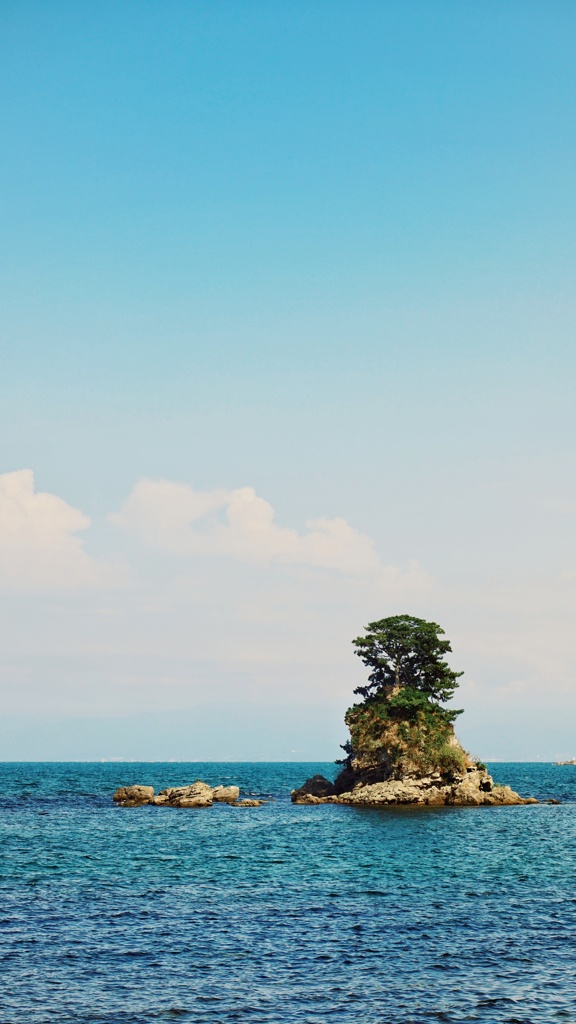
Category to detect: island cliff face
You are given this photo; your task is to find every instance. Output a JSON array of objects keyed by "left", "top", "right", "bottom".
[{"left": 292, "top": 698, "right": 537, "bottom": 807}]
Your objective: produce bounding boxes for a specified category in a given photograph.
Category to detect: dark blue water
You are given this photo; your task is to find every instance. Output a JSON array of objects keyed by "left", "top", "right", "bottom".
[{"left": 0, "top": 762, "right": 575, "bottom": 1024}]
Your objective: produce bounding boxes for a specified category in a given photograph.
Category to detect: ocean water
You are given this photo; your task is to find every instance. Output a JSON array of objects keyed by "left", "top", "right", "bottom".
[{"left": 0, "top": 762, "right": 575, "bottom": 1024}]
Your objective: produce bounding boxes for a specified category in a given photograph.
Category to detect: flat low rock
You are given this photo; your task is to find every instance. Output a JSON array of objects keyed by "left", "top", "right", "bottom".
[
  {"left": 290, "top": 793, "right": 339, "bottom": 805},
  {"left": 483, "top": 784, "right": 538, "bottom": 806}
]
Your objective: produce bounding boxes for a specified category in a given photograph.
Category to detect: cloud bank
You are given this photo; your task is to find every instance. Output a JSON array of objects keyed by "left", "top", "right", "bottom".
[
  {"left": 0, "top": 469, "right": 118, "bottom": 590},
  {"left": 2, "top": 470, "right": 576, "bottom": 757},
  {"left": 111, "top": 478, "right": 384, "bottom": 575}
]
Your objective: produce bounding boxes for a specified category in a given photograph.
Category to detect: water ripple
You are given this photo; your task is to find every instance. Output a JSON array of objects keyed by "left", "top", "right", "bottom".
[{"left": 0, "top": 762, "right": 574, "bottom": 1023}]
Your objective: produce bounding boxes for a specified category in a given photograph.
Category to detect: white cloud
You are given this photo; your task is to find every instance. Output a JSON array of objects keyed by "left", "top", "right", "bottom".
[
  {"left": 111, "top": 478, "right": 385, "bottom": 575},
  {"left": 0, "top": 469, "right": 119, "bottom": 590}
]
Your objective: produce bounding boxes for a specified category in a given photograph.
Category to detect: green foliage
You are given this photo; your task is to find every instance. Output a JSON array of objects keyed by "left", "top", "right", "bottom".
[
  {"left": 386, "top": 686, "right": 462, "bottom": 726},
  {"left": 352, "top": 613, "right": 463, "bottom": 719},
  {"left": 387, "top": 686, "right": 440, "bottom": 720},
  {"left": 340, "top": 692, "right": 467, "bottom": 776},
  {"left": 336, "top": 616, "right": 467, "bottom": 780},
  {"left": 335, "top": 739, "right": 352, "bottom": 766},
  {"left": 429, "top": 742, "right": 467, "bottom": 774},
  {"left": 395, "top": 714, "right": 467, "bottom": 775}
]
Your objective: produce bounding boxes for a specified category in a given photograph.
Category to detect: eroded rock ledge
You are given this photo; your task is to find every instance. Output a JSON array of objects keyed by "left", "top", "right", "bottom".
[
  {"left": 113, "top": 781, "right": 263, "bottom": 808},
  {"left": 291, "top": 767, "right": 537, "bottom": 807}
]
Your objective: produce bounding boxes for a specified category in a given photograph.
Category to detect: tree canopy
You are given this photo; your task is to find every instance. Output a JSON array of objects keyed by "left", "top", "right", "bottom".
[{"left": 352, "top": 614, "right": 463, "bottom": 718}]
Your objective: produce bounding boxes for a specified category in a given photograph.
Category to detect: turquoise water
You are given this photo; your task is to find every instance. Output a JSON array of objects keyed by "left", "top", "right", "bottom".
[{"left": 0, "top": 762, "right": 575, "bottom": 1023}]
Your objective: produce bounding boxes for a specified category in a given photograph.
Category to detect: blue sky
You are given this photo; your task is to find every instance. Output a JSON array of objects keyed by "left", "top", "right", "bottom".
[{"left": 1, "top": 1, "right": 576, "bottom": 759}]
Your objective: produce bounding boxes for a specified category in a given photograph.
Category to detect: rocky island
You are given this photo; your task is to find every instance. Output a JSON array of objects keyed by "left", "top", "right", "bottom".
[
  {"left": 113, "top": 781, "right": 263, "bottom": 808},
  {"left": 292, "top": 615, "right": 538, "bottom": 808}
]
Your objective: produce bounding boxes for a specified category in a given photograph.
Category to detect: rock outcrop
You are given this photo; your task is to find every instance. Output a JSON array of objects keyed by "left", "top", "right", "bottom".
[
  {"left": 554, "top": 757, "right": 576, "bottom": 765},
  {"left": 292, "top": 698, "right": 537, "bottom": 807},
  {"left": 112, "top": 785, "right": 155, "bottom": 807},
  {"left": 291, "top": 774, "right": 337, "bottom": 800},
  {"left": 113, "top": 781, "right": 263, "bottom": 808},
  {"left": 152, "top": 781, "right": 214, "bottom": 807},
  {"left": 292, "top": 768, "right": 536, "bottom": 806},
  {"left": 212, "top": 785, "right": 240, "bottom": 802}
]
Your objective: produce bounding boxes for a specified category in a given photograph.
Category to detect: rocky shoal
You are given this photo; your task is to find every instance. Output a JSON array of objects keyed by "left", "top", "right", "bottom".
[
  {"left": 113, "top": 781, "right": 264, "bottom": 808},
  {"left": 291, "top": 768, "right": 539, "bottom": 807}
]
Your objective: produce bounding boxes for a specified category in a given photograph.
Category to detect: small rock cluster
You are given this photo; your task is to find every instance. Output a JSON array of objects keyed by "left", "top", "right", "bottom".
[
  {"left": 291, "top": 768, "right": 538, "bottom": 807},
  {"left": 113, "top": 781, "right": 263, "bottom": 808}
]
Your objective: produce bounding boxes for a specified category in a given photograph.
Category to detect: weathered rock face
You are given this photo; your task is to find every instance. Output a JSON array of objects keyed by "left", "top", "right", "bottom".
[
  {"left": 336, "top": 769, "right": 536, "bottom": 806},
  {"left": 291, "top": 775, "right": 337, "bottom": 802},
  {"left": 292, "top": 768, "right": 537, "bottom": 807},
  {"left": 336, "top": 699, "right": 470, "bottom": 788},
  {"left": 154, "top": 781, "right": 214, "bottom": 808},
  {"left": 291, "top": 698, "right": 537, "bottom": 807},
  {"left": 113, "top": 785, "right": 155, "bottom": 807},
  {"left": 112, "top": 781, "right": 263, "bottom": 808},
  {"left": 212, "top": 785, "right": 241, "bottom": 803}
]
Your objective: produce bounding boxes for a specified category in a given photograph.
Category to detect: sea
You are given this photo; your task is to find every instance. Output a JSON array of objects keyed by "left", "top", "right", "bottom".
[{"left": 0, "top": 762, "right": 575, "bottom": 1024}]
